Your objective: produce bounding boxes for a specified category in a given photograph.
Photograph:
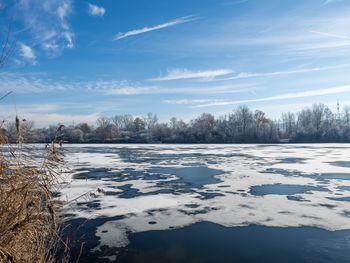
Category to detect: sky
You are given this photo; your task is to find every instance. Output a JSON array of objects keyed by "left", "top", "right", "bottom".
[{"left": 1, "top": 0, "right": 350, "bottom": 126}]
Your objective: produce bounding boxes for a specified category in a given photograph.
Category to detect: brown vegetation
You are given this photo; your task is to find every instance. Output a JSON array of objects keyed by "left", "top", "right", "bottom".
[{"left": 0, "top": 117, "right": 68, "bottom": 263}]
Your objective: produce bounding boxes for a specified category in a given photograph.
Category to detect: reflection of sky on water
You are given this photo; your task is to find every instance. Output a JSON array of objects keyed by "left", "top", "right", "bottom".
[{"left": 61, "top": 144, "right": 350, "bottom": 262}]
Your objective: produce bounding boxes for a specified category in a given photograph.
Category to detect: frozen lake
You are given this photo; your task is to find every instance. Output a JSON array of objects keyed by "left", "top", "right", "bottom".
[{"left": 61, "top": 144, "right": 350, "bottom": 262}]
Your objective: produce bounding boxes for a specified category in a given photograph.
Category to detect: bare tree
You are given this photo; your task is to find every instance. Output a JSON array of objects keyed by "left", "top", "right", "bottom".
[
  {"left": 343, "top": 106, "right": 350, "bottom": 127},
  {"left": 8, "top": 103, "right": 350, "bottom": 143},
  {"left": 191, "top": 113, "right": 215, "bottom": 142},
  {"left": 281, "top": 112, "right": 296, "bottom": 138},
  {"left": 112, "top": 115, "right": 124, "bottom": 131},
  {"left": 95, "top": 117, "right": 113, "bottom": 141},
  {"left": 297, "top": 108, "right": 312, "bottom": 136},
  {"left": 311, "top": 103, "right": 327, "bottom": 137},
  {"left": 145, "top": 112, "right": 158, "bottom": 132},
  {"left": 121, "top": 114, "right": 134, "bottom": 130},
  {"left": 133, "top": 117, "right": 146, "bottom": 133},
  {"left": 234, "top": 106, "right": 254, "bottom": 140},
  {"left": 0, "top": 23, "right": 16, "bottom": 69},
  {"left": 96, "top": 117, "right": 111, "bottom": 129},
  {"left": 0, "top": 20, "right": 16, "bottom": 102}
]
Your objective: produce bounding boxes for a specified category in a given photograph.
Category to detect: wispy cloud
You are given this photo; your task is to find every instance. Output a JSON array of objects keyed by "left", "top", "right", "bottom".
[
  {"left": 149, "top": 68, "right": 234, "bottom": 81},
  {"left": 3, "top": 103, "right": 104, "bottom": 126},
  {"left": 190, "top": 85, "right": 350, "bottom": 108},
  {"left": 18, "top": 112, "right": 100, "bottom": 127},
  {"left": 19, "top": 43, "right": 37, "bottom": 64},
  {"left": 309, "top": 30, "right": 350, "bottom": 40},
  {"left": 189, "top": 10, "right": 350, "bottom": 60},
  {"left": 163, "top": 99, "right": 226, "bottom": 105},
  {"left": 104, "top": 85, "right": 160, "bottom": 95},
  {"left": 87, "top": 3, "right": 106, "bottom": 16},
  {"left": 215, "top": 64, "right": 350, "bottom": 81},
  {"left": 223, "top": 0, "right": 249, "bottom": 6},
  {"left": 114, "top": 15, "right": 198, "bottom": 40},
  {"left": 56, "top": 0, "right": 74, "bottom": 48},
  {"left": 14, "top": 0, "right": 74, "bottom": 57},
  {"left": 323, "top": 0, "right": 342, "bottom": 5},
  {"left": 105, "top": 83, "right": 255, "bottom": 95},
  {"left": 0, "top": 72, "right": 256, "bottom": 96}
]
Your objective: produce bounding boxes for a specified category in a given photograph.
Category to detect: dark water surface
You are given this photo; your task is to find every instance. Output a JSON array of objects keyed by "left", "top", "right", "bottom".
[
  {"left": 148, "top": 167, "right": 223, "bottom": 188},
  {"left": 117, "top": 222, "right": 350, "bottom": 263},
  {"left": 250, "top": 184, "right": 328, "bottom": 196}
]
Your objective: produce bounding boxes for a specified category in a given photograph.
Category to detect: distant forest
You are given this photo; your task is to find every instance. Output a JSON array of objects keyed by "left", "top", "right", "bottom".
[{"left": 3, "top": 103, "right": 350, "bottom": 143}]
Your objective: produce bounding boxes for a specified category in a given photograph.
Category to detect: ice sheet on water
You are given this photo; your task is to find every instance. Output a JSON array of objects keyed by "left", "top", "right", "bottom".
[{"left": 61, "top": 144, "right": 350, "bottom": 258}]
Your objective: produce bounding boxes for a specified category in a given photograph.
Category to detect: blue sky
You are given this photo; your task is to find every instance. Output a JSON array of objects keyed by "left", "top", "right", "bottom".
[{"left": 1, "top": 0, "right": 350, "bottom": 126}]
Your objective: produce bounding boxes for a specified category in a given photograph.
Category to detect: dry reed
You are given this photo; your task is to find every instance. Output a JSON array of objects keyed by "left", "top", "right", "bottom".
[{"left": 0, "top": 117, "right": 69, "bottom": 263}]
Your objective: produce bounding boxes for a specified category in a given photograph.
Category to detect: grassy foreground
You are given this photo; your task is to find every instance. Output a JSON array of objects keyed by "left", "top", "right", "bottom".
[{"left": 0, "top": 118, "right": 68, "bottom": 263}]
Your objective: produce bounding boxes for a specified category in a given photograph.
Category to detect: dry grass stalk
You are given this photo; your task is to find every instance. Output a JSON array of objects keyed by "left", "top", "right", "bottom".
[{"left": 0, "top": 117, "right": 69, "bottom": 263}]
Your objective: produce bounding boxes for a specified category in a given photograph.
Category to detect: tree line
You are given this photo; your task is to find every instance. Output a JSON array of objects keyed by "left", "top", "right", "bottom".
[{"left": 3, "top": 103, "right": 350, "bottom": 143}]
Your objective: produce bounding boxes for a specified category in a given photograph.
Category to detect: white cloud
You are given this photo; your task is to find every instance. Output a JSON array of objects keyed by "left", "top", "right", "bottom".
[
  {"left": 18, "top": 104, "right": 61, "bottom": 113},
  {"left": 63, "top": 31, "right": 74, "bottom": 49},
  {"left": 0, "top": 73, "right": 68, "bottom": 93},
  {"left": 57, "top": 1, "right": 71, "bottom": 19},
  {"left": 223, "top": 0, "right": 249, "bottom": 5},
  {"left": 3, "top": 103, "right": 102, "bottom": 127},
  {"left": 15, "top": 0, "right": 74, "bottom": 56},
  {"left": 309, "top": 30, "right": 350, "bottom": 41},
  {"left": 163, "top": 99, "right": 226, "bottom": 105},
  {"left": 0, "top": 72, "right": 256, "bottom": 95},
  {"left": 290, "top": 42, "right": 350, "bottom": 53},
  {"left": 19, "top": 43, "right": 37, "bottom": 64},
  {"left": 189, "top": 11, "right": 350, "bottom": 62},
  {"left": 192, "top": 85, "right": 350, "bottom": 108},
  {"left": 19, "top": 112, "right": 100, "bottom": 127},
  {"left": 42, "top": 42, "right": 60, "bottom": 51},
  {"left": 104, "top": 86, "right": 160, "bottom": 95},
  {"left": 57, "top": 0, "right": 74, "bottom": 48},
  {"left": 87, "top": 3, "right": 106, "bottom": 16},
  {"left": 149, "top": 68, "right": 234, "bottom": 81},
  {"left": 323, "top": 0, "right": 341, "bottom": 5},
  {"left": 215, "top": 64, "right": 350, "bottom": 81},
  {"left": 105, "top": 84, "right": 255, "bottom": 95},
  {"left": 114, "top": 15, "right": 198, "bottom": 40}
]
